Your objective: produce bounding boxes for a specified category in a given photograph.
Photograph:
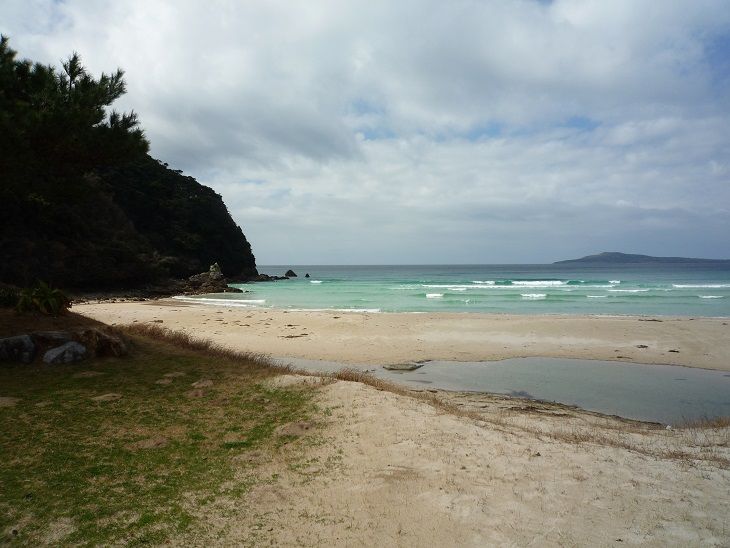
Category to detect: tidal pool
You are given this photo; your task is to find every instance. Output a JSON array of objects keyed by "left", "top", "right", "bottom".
[{"left": 275, "top": 356, "right": 730, "bottom": 425}]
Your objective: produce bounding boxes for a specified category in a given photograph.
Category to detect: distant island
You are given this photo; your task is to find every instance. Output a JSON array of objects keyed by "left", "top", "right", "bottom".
[{"left": 555, "top": 252, "right": 730, "bottom": 265}]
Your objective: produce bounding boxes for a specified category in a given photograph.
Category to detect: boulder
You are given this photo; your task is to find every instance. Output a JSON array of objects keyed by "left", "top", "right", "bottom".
[
  {"left": 183, "top": 269, "right": 242, "bottom": 294},
  {"left": 305, "top": 273, "right": 310, "bottom": 278},
  {"left": 76, "top": 328, "right": 128, "bottom": 357},
  {"left": 0, "top": 335, "right": 36, "bottom": 364},
  {"left": 285, "top": 269, "right": 297, "bottom": 278},
  {"left": 208, "top": 262, "right": 223, "bottom": 280},
  {"left": 43, "top": 341, "right": 87, "bottom": 365},
  {"left": 246, "top": 274, "right": 288, "bottom": 282}
]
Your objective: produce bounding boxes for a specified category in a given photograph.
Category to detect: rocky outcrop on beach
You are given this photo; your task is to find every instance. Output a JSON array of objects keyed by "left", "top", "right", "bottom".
[{"left": 0, "top": 327, "right": 127, "bottom": 365}]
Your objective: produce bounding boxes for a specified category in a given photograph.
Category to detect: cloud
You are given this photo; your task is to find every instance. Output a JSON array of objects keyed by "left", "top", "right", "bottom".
[{"left": 2, "top": 0, "right": 729, "bottom": 262}]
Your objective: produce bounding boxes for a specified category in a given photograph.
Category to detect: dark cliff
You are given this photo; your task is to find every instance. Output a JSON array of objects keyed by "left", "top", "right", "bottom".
[
  {"left": 0, "top": 37, "right": 258, "bottom": 290},
  {"left": 0, "top": 155, "right": 259, "bottom": 289}
]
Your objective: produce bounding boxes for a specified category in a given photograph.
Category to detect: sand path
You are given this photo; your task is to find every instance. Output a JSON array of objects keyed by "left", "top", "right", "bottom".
[{"left": 199, "top": 378, "right": 730, "bottom": 546}]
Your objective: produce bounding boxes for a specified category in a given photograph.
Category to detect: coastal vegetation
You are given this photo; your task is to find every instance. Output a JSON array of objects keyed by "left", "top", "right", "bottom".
[
  {"left": 0, "top": 37, "right": 257, "bottom": 290},
  {"left": 0, "top": 317, "right": 317, "bottom": 545}
]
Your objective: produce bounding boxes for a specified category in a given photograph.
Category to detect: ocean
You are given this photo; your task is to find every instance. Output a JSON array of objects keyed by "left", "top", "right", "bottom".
[{"left": 179, "top": 263, "right": 730, "bottom": 317}]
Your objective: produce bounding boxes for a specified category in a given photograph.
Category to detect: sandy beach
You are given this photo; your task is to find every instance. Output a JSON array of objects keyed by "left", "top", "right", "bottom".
[
  {"left": 64, "top": 301, "right": 730, "bottom": 545},
  {"left": 76, "top": 300, "right": 730, "bottom": 371}
]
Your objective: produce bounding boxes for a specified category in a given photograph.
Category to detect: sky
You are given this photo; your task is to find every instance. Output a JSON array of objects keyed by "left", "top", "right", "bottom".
[{"left": 2, "top": 0, "right": 730, "bottom": 264}]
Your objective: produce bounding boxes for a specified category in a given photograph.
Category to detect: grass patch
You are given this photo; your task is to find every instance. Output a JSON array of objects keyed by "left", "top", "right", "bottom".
[{"left": 0, "top": 326, "right": 314, "bottom": 546}]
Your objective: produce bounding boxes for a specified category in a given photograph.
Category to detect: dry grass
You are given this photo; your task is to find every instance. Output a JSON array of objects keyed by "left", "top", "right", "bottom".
[
  {"left": 121, "top": 323, "right": 285, "bottom": 371},
  {"left": 118, "top": 327, "right": 730, "bottom": 469},
  {"left": 676, "top": 416, "right": 730, "bottom": 429}
]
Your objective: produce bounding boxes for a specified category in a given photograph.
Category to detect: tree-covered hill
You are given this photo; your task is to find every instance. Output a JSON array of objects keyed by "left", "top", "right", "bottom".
[{"left": 0, "top": 37, "right": 257, "bottom": 289}]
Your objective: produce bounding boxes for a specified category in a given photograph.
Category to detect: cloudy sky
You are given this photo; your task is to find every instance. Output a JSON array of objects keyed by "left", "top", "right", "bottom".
[{"left": 3, "top": 1, "right": 730, "bottom": 263}]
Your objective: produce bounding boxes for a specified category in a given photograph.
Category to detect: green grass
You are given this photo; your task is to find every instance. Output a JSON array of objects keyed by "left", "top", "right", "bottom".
[{"left": 0, "top": 332, "right": 315, "bottom": 546}]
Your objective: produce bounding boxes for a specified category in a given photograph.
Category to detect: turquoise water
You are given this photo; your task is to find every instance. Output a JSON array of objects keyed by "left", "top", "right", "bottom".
[
  {"left": 275, "top": 357, "right": 730, "bottom": 425},
  {"left": 181, "top": 264, "right": 730, "bottom": 317}
]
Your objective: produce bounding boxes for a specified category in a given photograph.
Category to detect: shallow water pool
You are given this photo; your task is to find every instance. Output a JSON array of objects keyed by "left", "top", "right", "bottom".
[{"left": 275, "top": 356, "right": 730, "bottom": 425}]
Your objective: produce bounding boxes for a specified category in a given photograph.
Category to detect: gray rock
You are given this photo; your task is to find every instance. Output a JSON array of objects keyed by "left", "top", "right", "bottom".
[
  {"left": 43, "top": 342, "right": 87, "bottom": 365},
  {"left": 0, "top": 335, "right": 37, "bottom": 364},
  {"left": 285, "top": 269, "right": 297, "bottom": 277},
  {"left": 383, "top": 362, "right": 426, "bottom": 371}
]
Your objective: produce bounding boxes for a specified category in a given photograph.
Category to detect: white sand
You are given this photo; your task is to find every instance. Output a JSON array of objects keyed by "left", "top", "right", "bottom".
[{"left": 76, "top": 300, "right": 730, "bottom": 370}]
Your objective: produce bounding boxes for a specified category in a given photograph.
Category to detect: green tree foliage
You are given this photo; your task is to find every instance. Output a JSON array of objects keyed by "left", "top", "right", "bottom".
[
  {"left": 0, "top": 38, "right": 258, "bottom": 289},
  {"left": 0, "top": 36, "right": 148, "bottom": 180}
]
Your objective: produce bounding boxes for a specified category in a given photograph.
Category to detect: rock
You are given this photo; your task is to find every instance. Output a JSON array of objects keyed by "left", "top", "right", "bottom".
[
  {"left": 0, "top": 335, "right": 36, "bottom": 364},
  {"left": 43, "top": 341, "right": 87, "bottom": 364},
  {"left": 183, "top": 270, "right": 243, "bottom": 295},
  {"left": 76, "top": 329, "right": 128, "bottom": 357},
  {"left": 305, "top": 273, "right": 310, "bottom": 278},
  {"left": 285, "top": 269, "right": 297, "bottom": 278},
  {"left": 209, "top": 262, "right": 223, "bottom": 279},
  {"left": 247, "top": 274, "right": 288, "bottom": 282},
  {"left": 383, "top": 362, "right": 425, "bottom": 371}
]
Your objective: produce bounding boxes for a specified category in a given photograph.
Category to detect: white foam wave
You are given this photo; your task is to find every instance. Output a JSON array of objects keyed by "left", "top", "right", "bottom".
[
  {"left": 521, "top": 293, "right": 546, "bottom": 299},
  {"left": 450, "top": 287, "right": 467, "bottom": 291},
  {"left": 512, "top": 280, "right": 565, "bottom": 287},
  {"left": 699, "top": 295, "right": 724, "bottom": 299},
  {"left": 587, "top": 295, "right": 607, "bottom": 298},
  {"left": 422, "top": 284, "right": 474, "bottom": 289},
  {"left": 609, "top": 280, "right": 621, "bottom": 284},
  {"left": 471, "top": 280, "right": 495, "bottom": 285},
  {"left": 426, "top": 293, "right": 443, "bottom": 298},
  {"left": 172, "top": 296, "right": 266, "bottom": 307},
  {"left": 289, "top": 307, "right": 382, "bottom": 313},
  {"left": 673, "top": 284, "right": 730, "bottom": 289},
  {"left": 608, "top": 289, "right": 650, "bottom": 293},
  {"left": 310, "top": 280, "right": 323, "bottom": 284}
]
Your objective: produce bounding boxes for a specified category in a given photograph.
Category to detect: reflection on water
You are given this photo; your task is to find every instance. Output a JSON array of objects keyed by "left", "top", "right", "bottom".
[{"left": 275, "top": 356, "right": 730, "bottom": 425}]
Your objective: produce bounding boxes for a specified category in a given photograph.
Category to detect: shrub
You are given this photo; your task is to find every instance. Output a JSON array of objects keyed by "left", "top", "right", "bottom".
[
  {"left": 0, "top": 286, "right": 19, "bottom": 308},
  {"left": 16, "top": 281, "right": 71, "bottom": 316}
]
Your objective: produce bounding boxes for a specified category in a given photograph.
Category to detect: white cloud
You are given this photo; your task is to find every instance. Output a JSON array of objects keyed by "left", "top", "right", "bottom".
[{"left": 2, "top": 0, "right": 729, "bottom": 262}]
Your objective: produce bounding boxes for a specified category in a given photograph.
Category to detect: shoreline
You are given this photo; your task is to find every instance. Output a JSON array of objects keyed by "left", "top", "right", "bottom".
[{"left": 75, "top": 300, "right": 730, "bottom": 371}]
